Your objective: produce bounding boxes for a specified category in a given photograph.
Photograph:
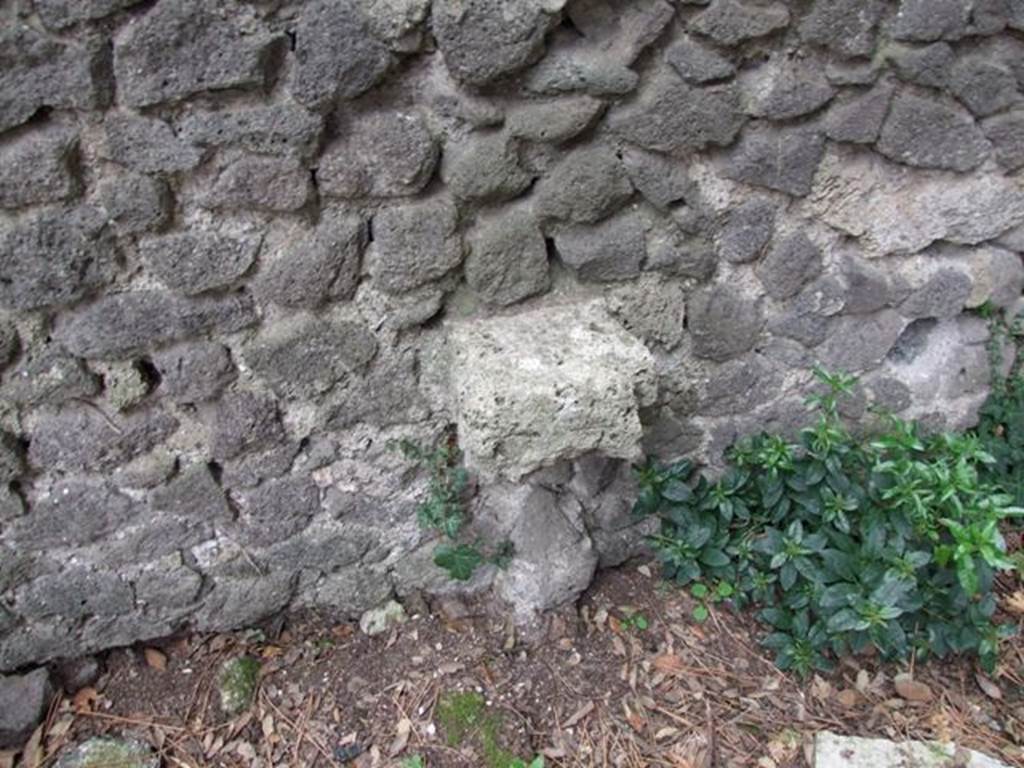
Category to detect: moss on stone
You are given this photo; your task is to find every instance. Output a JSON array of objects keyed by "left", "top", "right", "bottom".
[
  {"left": 55, "top": 736, "right": 157, "bottom": 768},
  {"left": 217, "top": 655, "right": 260, "bottom": 715}
]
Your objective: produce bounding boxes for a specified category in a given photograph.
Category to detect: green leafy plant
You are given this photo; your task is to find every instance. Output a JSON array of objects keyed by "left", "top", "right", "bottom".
[
  {"left": 638, "top": 367, "right": 1021, "bottom": 676},
  {"left": 394, "top": 435, "right": 512, "bottom": 582},
  {"left": 618, "top": 608, "right": 649, "bottom": 632},
  {"left": 400, "top": 757, "right": 425, "bottom": 768}
]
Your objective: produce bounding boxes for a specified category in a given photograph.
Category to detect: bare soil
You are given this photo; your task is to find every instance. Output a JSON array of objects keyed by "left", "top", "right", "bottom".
[{"left": 13, "top": 563, "right": 1024, "bottom": 768}]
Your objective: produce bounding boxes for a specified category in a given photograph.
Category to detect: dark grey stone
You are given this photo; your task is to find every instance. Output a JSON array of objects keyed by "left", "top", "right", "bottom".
[
  {"left": 717, "top": 198, "right": 774, "bottom": 264},
  {"left": 6, "top": 480, "right": 141, "bottom": 550},
  {"left": 665, "top": 35, "right": 735, "bottom": 84},
  {"left": 769, "top": 278, "right": 845, "bottom": 348},
  {"left": 740, "top": 57, "right": 836, "bottom": 121},
  {"left": 983, "top": 110, "right": 1024, "bottom": 171},
  {"left": 151, "top": 464, "right": 231, "bottom": 524},
  {"left": 820, "top": 309, "right": 905, "bottom": 371},
  {"left": 689, "top": 0, "right": 790, "bottom": 45},
  {"left": 153, "top": 342, "right": 235, "bottom": 404},
  {"left": 140, "top": 232, "right": 260, "bottom": 296},
  {"left": 640, "top": 411, "right": 703, "bottom": 460},
  {"left": 1, "top": 345, "right": 100, "bottom": 406},
  {"left": 826, "top": 60, "right": 881, "bottom": 85},
  {"left": 620, "top": 147, "right": 694, "bottom": 211},
  {"left": 52, "top": 657, "right": 101, "bottom": 694},
  {"left": 433, "top": 0, "right": 556, "bottom": 84},
  {"left": 688, "top": 285, "right": 765, "bottom": 361},
  {"left": 0, "top": 485, "right": 25, "bottom": 523},
  {"left": 291, "top": 0, "right": 392, "bottom": 108},
  {"left": 221, "top": 444, "right": 298, "bottom": 489},
  {"left": 325, "top": 348, "right": 429, "bottom": 429},
  {"left": 96, "top": 174, "right": 172, "bottom": 235},
  {"left": 799, "top": 0, "right": 884, "bottom": 57},
  {"left": 824, "top": 79, "right": 895, "bottom": 144},
  {"left": 233, "top": 476, "right": 319, "bottom": 547},
  {"left": 319, "top": 110, "right": 436, "bottom": 199},
  {"left": 0, "top": 432, "right": 23, "bottom": 485},
  {"left": 111, "top": 450, "right": 176, "bottom": 489},
  {"left": 566, "top": 0, "right": 675, "bottom": 65},
  {"left": 441, "top": 132, "right": 532, "bottom": 203},
  {"left": 0, "top": 668, "right": 52, "bottom": 749},
  {"left": 886, "top": 317, "right": 937, "bottom": 363},
  {"left": 255, "top": 215, "right": 365, "bottom": 308},
  {"left": 534, "top": 144, "right": 633, "bottom": 224},
  {"left": 607, "top": 71, "right": 746, "bottom": 155},
  {"left": 868, "top": 376, "right": 912, "bottom": 412},
  {"left": 103, "top": 113, "right": 202, "bottom": 173},
  {"left": 55, "top": 291, "right": 257, "bottom": 359},
  {"left": 177, "top": 105, "right": 324, "bottom": 159},
  {"left": 200, "top": 156, "right": 312, "bottom": 212},
  {"left": 192, "top": 571, "right": 294, "bottom": 631},
  {"left": 244, "top": 317, "right": 378, "bottom": 400},
  {"left": 756, "top": 233, "right": 823, "bottom": 300},
  {"left": 16, "top": 568, "right": 133, "bottom": 621},
  {"left": 34, "top": 0, "right": 145, "bottom": 29},
  {"left": 369, "top": 197, "right": 463, "bottom": 293},
  {"left": 723, "top": 123, "right": 826, "bottom": 196},
  {"left": 114, "top": 0, "right": 280, "bottom": 108},
  {"left": 506, "top": 96, "right": 605, "bottom": 143},
  {"left": 0, "top": 24, "right": 109, "bottom": 133},
  {"left": 466, "top": 207, "right": 549, "bottom": 306},
  {"left": 644, "top": 226, "right": 716, "bottom": 281},
  {"left": 697, "top": 355, "right": 777, "bottom": 416},
  {"left": 0, "top": 322, "right": 18, "bottom": 371},
  {"left": 27, "top": 406, "right": 178, "bottom": 474},
  {"left": 523, "top": 36, "right": 640, "bottom": 96},
  {"left": 133, "top": 556, "right": 202, "bottom": 610},
  {"left": 211, "top": 390, "right": 285, "bottom": 461},
  {"left": 0, "top": 125, "right": 79, "bottom": 209},
  {"left": 890, "top": 0, "right": 970, "bottom": 41},
  {"left": 553, "top": 209, "right": 645, "bottom": 282},
  {"left": 842, "top": 258, "right": 890, "bottom": 314},
  {"left": 950, "top": 55, "right": 1020, "bottom": 117},
  {"left": 885, "top": 42, "right": 954, "bottom": 89},
  {"left": 876, "top": 91, "right": 990, "bottom": 172},
  {"left": 0, "top": 206, "right": 117, "bottom": 311},
  {"left": 899, "top": 269, "right": 973, "bottom": 319}
]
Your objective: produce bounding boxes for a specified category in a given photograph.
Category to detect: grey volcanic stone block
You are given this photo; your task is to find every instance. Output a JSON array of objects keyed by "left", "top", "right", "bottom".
[
  {"left": 244, "top": 317, "right": 378, "bottom": 399},
  {"left": 984, "top": 111, "right": 1024, "bottom": 171},
  {"left": 234, "top": 476, "right": 319, "bottom": 547},
  {"left": 0, "top": 206, "right": 117, "bottom": 311},
  {"left": 114, "top": 0, "right": 281, "bottom": 108},
  {"left": 814, "top": 731, "right": 1010, "bottom": 768},
  {"left": 291, "top": 0, "right": 391, "bottom": 108},
  {"left": 96, "top": 174, "right": 172, "bottom": 235},
  {"left": 16, "top": 568, "right": 133, "bottom": 621},
  {"left": 0, "top": 433, "right": 23, "bottom": 484},
  {"left": 449, "top": 301, "right": 655, "bottom": 480},
  {"left": 665, "top": 35, "right": 735, "bottom": 84},
  {"left": 566, "top": 0, "right": 674, "bottom": 64},
  {"left": 0, "top": 24, "right": 109, "bottom": 133},
  {"left": 0, "top": 668, "right": 52, "bottom": 749},
  {"left": 200, "top": 156, "right": 312, "bottom": 212},
  {"left": 1, "top": 345, "right": 100, "bottom": 406},
  {"left": 900, "top": 269, "right": 973, "bottom": 319},
  {"left": 256, "top": 215, "right": 365, "bottom": 308},
  {"left": 689, "top": 285, "right": 765, "bottom": 361},
  {"left": 534, "top": 144, "right": 632, "bottom": 224},
  {"left": 0, "top": 125, "right": 80, "bottom": 209},
  {"left": 689, "top": 0, "right": 790, "bottom": 45},
  {"left": 153, "top": 342, "right": 236, "bottom": 403},
  {"left": 723, "top": 123, "right": 825, "bottom": 196},
  {"left": 819, "top": 309, "right": 905, "bottom": 371},
  {"left": 890, "top": 0, "right": 970, "bottom": 41},
  {"left": 211, "top": 390, "right": 285, "bottom": 461},
  {"left": 104, "top": 113, "right": 202, "bottom": 173},
  {"left": 0, "top": 322, "right": 18, "bottom": 371},
  {"left": 824, "top": 79, "right": 895, "bottom": 144},
  {"left": 151, "top": 464, "right": 231, "bottom": 523},
  {"left": 433, "top": 0, "right": 557, "bottom": 84},
  {"left": 524, "top": 34, "right": 640, "bottom": 96},
  {"left": 950, "top": 55, "right": 1020, "bottom": 117},
  {"left": 441, "top": 132, "right": 532, "bottom": 203},
  {"left": 770, "top": 278, "right": 844, "bottom": 347},
  {"left": 177, "top": 105, "right": 324, "bottom": 159},
  {"left": 34, "top": 0, "right": 145, "bottom": 29},
  {"left": 842, "top": 258, "right": 890, "bottom": 314},
  {"left": 605, "top": 274, "right": 687, "bottom": 350},
  {"left": 756, "top": 233, "right": 823, "bottom": 300},
  {"left": 620, "top": 147, "right": 694, "bottom": 211},
  {"left": 369, "top": 197, "right": 463, "bottom": 293},
  {"left": 27, "top": 406, "right": 178, "bottom": 474},
  {"left": 55, "top": 291, "right": 258, "bottom": 359},
  {"left": 608, "top": 71, "right": 745, "bottom": 155},
  {"left": 717, "top": 198, "right": 774, "bottom": 263},
  {"left": 320, "top": 110, "right": 436, "bottom": 199},
  {"left": 506, "top": 96, "right": 604, "bottom": 143},
  {"left": 554, "top": 208, "right": 646, "bottom": 282},
  {"left": 740, "top": 57, "right": 836, "bottom": 121},
  {"left": 140, "top": 232, "right": 260, "bottom": 295},
  {"left": 886, "top": 42, "right": 954, "bottom": 88},
  {"left": 5, "top": 480, "right": 141, "bottom": 550},
  {"left": 799, "top": 0, "right": 884, "bottom": 57},
  {"left": 877, "top": 91, "right": 990, "bottom": 172},
  {"left": 465, "top": 206, "right": 549, "bottom": 306}
]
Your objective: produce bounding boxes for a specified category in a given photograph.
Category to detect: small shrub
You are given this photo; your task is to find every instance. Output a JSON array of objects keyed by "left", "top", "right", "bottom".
[{"left": 638, "top": 368, "right": 1020, "bottom": 675}]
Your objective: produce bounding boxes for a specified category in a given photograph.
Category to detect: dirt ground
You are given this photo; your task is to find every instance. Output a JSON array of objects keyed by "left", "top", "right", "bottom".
[{"left": 14, "top": 563, "right": 1024, "bottom": 768}]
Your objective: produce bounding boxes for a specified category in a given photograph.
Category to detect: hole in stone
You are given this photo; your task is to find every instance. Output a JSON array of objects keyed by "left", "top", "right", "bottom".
[
  {"left": 135, "top": 358, "right": 162, "bottom": 392},
  {"left": 887, "top": 318, "right": 938, "bottom": 364},
  {"left": 207, "top": 461, "right": 224, "bottom": 484}
]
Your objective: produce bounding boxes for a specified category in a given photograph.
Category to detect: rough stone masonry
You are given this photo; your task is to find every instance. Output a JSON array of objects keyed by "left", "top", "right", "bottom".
[{"left": 1, "top": 0, "right": 1024, "bottom": 671}]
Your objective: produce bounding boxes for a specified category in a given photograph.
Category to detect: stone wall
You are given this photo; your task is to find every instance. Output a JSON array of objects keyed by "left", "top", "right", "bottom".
[{"left": 2, "top": 0, "right": 1024, "bottom": 671}]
